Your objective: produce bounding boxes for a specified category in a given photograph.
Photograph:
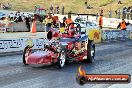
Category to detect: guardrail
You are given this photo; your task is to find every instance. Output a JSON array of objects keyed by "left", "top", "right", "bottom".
[{"left": 0, "top": 32, "right": 48, "bottom": 53}]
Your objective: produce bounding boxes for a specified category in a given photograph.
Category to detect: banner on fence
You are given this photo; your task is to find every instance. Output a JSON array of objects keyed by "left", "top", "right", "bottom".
[
  {"left": 102, "top": 18, "right": 120, "bottom": 28},
  {"left": 0, "top": 37, "right": 55, "bottom": 53},
  {"left": 102, "top": 18, "right": 132, "bottom": 29},
  {"left": 102, "top": 30, "right": 130, "bottom": 41},
  {"left": 88, "top": 29, "right": 101, "bottom": 43}
]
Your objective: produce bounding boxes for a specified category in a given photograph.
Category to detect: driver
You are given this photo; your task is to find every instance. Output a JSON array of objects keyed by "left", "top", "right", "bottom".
[{"left": 65, "top": 14, "right": 74, "bottom": 35}]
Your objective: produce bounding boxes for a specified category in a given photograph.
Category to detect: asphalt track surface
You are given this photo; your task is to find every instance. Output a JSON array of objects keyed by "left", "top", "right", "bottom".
[{"left": 0, "top": 40, "right": 132, "bottom": 88}]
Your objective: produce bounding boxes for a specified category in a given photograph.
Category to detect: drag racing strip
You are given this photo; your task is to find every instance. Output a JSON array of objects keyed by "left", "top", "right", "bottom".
[
  {"left": 95, "top": 40, "right": 132, "bottom": 51},
  {"left": 0, "top": 63, "right": 74, "bottom": 88},
  {"left": 88, "top": 49, "right": 132, "bottom": 74},
  {"left": 88, "top": 59, "right": 132, "bottom": 88},
  {"left": 0, "top": 70, "right": 69, "bottom": 88},
  {"left": 0, "top": 55, "right": 22, "bottom": 66},
  {"left": 95, "top": 44, "right": 119, "bottom": 51},
  {"left": 0, "top": 40, "right": 132, "bottom": 88}
]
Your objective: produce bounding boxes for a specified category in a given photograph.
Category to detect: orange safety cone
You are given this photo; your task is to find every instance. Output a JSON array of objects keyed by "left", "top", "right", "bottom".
[{"left": 30, "top": 20, "right": 36, "bottom": 33}]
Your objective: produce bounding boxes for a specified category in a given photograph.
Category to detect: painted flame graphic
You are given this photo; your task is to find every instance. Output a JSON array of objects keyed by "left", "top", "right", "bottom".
[{"left": 78, "top": 66, "right": 86, "bottom": 76}]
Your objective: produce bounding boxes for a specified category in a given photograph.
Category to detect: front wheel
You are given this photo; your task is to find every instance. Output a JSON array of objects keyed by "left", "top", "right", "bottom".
[
  {"left": 23, "top": 46, "right": 31, "bottom": 65},
  {"left": 57, "top": 51, "right": 66, "bottom": 69}
]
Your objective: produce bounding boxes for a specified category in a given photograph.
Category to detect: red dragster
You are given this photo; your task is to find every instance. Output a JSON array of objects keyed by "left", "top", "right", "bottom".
[{"left": 23, "top": 23, "right": 95, "bottom": 68}]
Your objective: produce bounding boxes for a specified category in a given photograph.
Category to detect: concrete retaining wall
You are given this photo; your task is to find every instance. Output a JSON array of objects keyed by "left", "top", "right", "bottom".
[
  {"left": 0, "top": 22, "right": 46, "bottom": 32},
  {"left": 12, "top": 22, "right": 46, "bottom": 32}
]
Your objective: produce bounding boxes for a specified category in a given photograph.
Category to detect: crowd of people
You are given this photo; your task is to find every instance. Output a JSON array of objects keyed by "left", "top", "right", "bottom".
[
  {"left": 0, "top": 11, "right": 34, "bottom": 32},
  {"left": 0, "top": 3, "right": 11, "bottom": 10},
  {"left": 122, "top": 6, "right": 132, "bottom": 19},
  {"left": 42, "top": 13, "right": 73, "bottom": 32},
  {"left": 49, "top": 5, "right": 65, "bottom": 15},
  {"left": 0, "top": 10, "right": 74, "bottom": 32},
  {"left": 115, "top": 6, "right": 132, "bottom": 19}
]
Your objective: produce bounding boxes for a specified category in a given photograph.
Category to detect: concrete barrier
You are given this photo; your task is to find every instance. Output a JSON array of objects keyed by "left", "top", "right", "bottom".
[
  {"left": 12, "top": 22, "right": 28, "bottom": 32},
  {"left": 0, "top": 32, "right": 55, "bottom": 53},
  {"left": 0, "top": 32, "right": 47, "bottom": 38},
  {"left": 12, "top": 22, "right": 46, "bottom": 32},
  {"left": 0, "top": 37, "right": 55, "bottom": 53}
]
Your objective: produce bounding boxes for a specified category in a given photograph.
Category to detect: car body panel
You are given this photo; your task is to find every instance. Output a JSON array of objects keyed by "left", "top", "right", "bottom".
[{"left": 26, "top": 51, "right": 55, "bottom": 64}]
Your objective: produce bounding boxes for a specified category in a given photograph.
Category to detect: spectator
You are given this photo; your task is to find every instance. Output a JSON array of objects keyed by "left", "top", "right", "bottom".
[
  {"left": 108, "top": 10, "right": 112, "bottom": 18},
  {"left": 127, "top": 6, "right": 131, "bottom": 12},
  {"left": 122, "top": 7, "right": 127, "bottom": 19},
  {"left": 56, "top": 5, "right": 60, "bottom": 14},
  {"left": 100, "top": 9, "right": 103, "bottom": 15},
  {"left": 118, "top": 0, "right": 122, "bottom": 4},
  {"left": 96, "top": 13, "right": 99, "bottom": 20},
  {"left": 62, "top": 16, "right": 67, "bottom": 27},
  {"left": 14, "top": 16, "right": 18, "bottom": 23},
  {"left": 21, "top": 13, "right": 25, "bottom": 21},
  {"left": 62, "top": 5, "right": 65, "bottom": 15},
  {"left": 87, "top": 15, "right": 89, "bottom": 21},
  {"left": 25, "top": 16, "right": 30, "bottom": 32},
  {"left": 54, "top": 7, "right": 56, "bottom": 14},
  {"left": 10, "top": 17, "right": 13, "bottom": 21},
  {"left": 130, "top": 6, "right": 132, "bottom": 20},
  {"left": 117, "top": 10, "right": 121, "bottom": 19},
  {"left": 75, "top": 15, "right": 81, "bottom": 23},
  {"left": 18, "top": 15, "right": 23, "bottom": 22},
  {"left": 127, "top": 6, "right": 131, "bottom": 19},
  {"left": 44, "top": 14, "right": 53, "bottom": 32},
  {"left": 115, "top": 10, "right": 118, "bottom": 18},
  {"left": 50, "top": 5, "right": 53, "bottom": 14}
]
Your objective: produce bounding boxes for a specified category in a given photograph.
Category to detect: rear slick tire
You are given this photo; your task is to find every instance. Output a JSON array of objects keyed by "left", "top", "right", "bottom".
[{"left": 87, "top": 40, "right": 95, "bottom": 63}]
